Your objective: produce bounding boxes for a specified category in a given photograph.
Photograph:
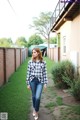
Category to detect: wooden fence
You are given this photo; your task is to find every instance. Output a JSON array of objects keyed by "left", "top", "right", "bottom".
[
  {"left": 0, "top": 48, "right": 28, "bottom": 86},
  {"left": 47, "top": 47, "right": 60, "bottom": 61}
]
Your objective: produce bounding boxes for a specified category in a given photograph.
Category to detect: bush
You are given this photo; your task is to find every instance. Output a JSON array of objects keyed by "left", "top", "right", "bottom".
[
  {"left": 71, "top": 77, "right": 80, "bottom": 100},
  {"left": 51, "top": 60, "right": 75, "bottom": 89}
]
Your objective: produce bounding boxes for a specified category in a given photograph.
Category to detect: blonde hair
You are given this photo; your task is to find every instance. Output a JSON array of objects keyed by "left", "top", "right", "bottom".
[{"left": 32, "top": 48, "right": 43, "bottom": 62}]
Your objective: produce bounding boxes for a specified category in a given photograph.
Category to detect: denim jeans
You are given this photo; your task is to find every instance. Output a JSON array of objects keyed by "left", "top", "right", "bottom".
[{"left": 30, "top": 77, "right": 43, "bottom": 112}]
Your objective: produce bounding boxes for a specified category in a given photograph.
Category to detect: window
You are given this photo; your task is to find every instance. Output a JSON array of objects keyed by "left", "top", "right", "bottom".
[{"left": 63, "top": 36, "right": 66, "bottom": 53}]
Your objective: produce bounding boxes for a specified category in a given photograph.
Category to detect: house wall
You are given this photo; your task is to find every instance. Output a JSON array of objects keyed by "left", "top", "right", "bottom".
[
  {"left": 59, "top": 21, "right": 71, "bottom": 60},
  {"left": 58, "top": 14, "right": 80, "bottom": 72},
  {"left": 70, "top": 15, "right": 80, "bottom": 72},
  {"left": 70, "top": 15, "right": 80, "bottom": 51}
]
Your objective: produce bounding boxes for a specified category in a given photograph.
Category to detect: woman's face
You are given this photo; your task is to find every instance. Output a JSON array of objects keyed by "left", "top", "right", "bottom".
[{"left": 32, "top": 49, "right": 39, "bottom": 58}]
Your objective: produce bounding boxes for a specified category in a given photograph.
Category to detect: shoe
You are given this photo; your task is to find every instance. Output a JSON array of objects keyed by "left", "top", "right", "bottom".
[
  {"left": 32, "top": 112, "right": 35, "bottom": 117},
  {"left": 34, "top": 116, "right": 38, "bottom": 120}
]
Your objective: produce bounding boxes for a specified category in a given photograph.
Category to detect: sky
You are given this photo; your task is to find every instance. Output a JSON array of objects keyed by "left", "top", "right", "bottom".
[{"left": 0, "top": 0, "right": 59, "bottom": 42}]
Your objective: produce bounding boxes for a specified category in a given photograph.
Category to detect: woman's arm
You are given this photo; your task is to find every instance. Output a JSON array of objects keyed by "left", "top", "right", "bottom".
[
  {"left": 26, "top": 61, "right": 31, "bottom": 86},
  {"left": 43, "top": 61, "right": 48, "bottom": 85}
]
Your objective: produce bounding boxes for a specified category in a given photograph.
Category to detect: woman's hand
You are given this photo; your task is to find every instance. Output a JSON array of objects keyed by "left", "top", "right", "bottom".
[
  {"left": 27, "top": 85, "right": 31, "bottom": 90},
  {"left": 44, "top": 84, "right": 47, "bottom": 90}
]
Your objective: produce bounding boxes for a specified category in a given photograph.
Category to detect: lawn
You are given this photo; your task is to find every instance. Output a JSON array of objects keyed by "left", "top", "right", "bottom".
[
  {"left": 43, "top": 57, "right": 54, "bottom": 80},
  {"left": 0, "top": 57, "right": 54, "bottom": 120},
  {"left": 0, "top": 57, "right": 80, "bottom": 120},
  {"left": 43, "top": 57, "right": 54, "bottom": 74},
  {"left": 0, "top": 57, "right": 31, "bottom": 120}
]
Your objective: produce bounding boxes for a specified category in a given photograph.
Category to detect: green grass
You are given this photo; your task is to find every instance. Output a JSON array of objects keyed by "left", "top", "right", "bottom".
[
  {"left": 0, "top": 57, "right": 54, "bottom": 120},
  {"left": 0, "top": 57, "right": 31, "bottom": 120},
  {"left": 43, "top": 57, "right": 55, "bottom": 81},
  {"left": 56, "top": 96, "right": 63, "bottom": 106},
  {"left": 1, "top": 57, "right": 80, "bottom": 120},
  {"left": 60, "top": 105, "right": 80, "bottom": 120},
  {"left": 43, "top": 57, "right": 54, "bottom": 74},
  {"left": 72, "top": 105, "right": 80, "bottom": 115},
  {"left": 45, "top": 96, "right": 63, "bottom": 109},
  {"left": 45, "top": 102, "right": 56, "bottom": 108}
]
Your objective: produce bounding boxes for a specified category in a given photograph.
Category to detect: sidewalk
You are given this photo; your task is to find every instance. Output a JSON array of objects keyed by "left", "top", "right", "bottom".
[{"left": 29, "top": 77, "right": 54, "bottom": 120}]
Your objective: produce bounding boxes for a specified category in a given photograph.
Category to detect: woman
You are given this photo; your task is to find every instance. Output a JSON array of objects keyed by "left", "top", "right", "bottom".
[{"left": 26, "top": 48, "right": 48, "bottom": 120}]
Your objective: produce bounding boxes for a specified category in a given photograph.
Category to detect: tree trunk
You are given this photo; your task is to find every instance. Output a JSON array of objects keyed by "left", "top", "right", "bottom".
[{"left": 47, "top": 33, "right": 50, "bottom": 48}]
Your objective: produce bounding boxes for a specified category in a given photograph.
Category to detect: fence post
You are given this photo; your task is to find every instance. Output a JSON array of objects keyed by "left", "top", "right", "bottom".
[
  {"left": 3, "top": 48, "right": 6, "bottom": 84},
  {"left": 20, "top": 49, "right": 22, "bottom": 65},
  {"left": 14, "top": 48, "right": 16, "bottom": 71}
]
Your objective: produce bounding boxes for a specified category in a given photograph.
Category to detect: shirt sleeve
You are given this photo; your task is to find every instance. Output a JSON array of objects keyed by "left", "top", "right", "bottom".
[
  {"left": 43, "top": 61, "right": 48, "bottom": 84},
  {"left": 26, "top": 61, "right": 31, "bottom": 85}
]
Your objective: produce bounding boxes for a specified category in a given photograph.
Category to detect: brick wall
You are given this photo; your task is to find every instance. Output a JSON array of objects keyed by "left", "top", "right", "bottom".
[{"left": 0, "top": 48, "right": 28, "bottom": 87}]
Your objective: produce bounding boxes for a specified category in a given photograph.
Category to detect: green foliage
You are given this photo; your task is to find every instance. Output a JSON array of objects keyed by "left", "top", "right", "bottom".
[
  {"left": 30, "top": 12, "right": 52, "bottom": 46},
  {"left": 51, "top": 59, "right": 80, "bottom": 100},
  {"left": 0, "top": 38, "right": 13, "bottom": 47},
  {"left": 0, "top": 58, "right": 31, "bottom": 120},
  {"left": 51, "top": 60, "right": 75, "bottom": 89},
  {"left": 72, "top": 105, "right": 80, "bottom": 115},
  {"left": 7, "top": 38, "right": 13, "bottom": 44},
  {"left": 56, "top": 96, "right": 63, "bottom": 105},
  {"left": 58, "top": 33, "right": 60, "bottom": 47},
  {"left": 43, "top": 57, "right": 54, "bottom": 75},
  {"left": 28, "top": 34, "right": 43, "bottom": 47},
  {"left": 71, "top": 76, "right": 80, "bottom": 100},
  {"left": 50, "top": 37, "right": 57, "bottom": 44},
  {"left": 15, "top": 37, "right": 27, "bottom": 47},
  {"left": 45, "top": 102, "right": 56, "bottom": 108},
  {"left": 45, "top": 96, "right": 63, "bottom": 109},
  {"left": 31, "top": 12, "right": 52, "bottom": 29}
]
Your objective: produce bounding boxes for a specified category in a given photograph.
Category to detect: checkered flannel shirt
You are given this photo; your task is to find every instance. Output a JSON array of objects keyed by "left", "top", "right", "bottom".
[{"left": 26, "top": 60, "right": 48, "bottom": 85}]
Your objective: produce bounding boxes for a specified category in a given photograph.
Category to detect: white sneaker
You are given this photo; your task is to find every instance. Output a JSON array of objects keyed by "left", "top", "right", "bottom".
[
  {"left": 32, "top": 113, "right": 35, "bottom": 117},
  {"left": 34, "top": 116, "right": 38, "bottom": 120}
]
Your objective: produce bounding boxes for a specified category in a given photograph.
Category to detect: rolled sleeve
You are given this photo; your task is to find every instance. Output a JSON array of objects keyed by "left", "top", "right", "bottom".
[
  {"left": 26, "top": 61, "right": 31, "bottom": 85},
  {"left": 43, "top": 61, "right": 48, "bottom": 84}
]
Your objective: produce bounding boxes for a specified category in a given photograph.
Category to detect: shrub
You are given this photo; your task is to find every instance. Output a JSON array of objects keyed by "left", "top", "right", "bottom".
[
  {"left": 51, "top": 60, "right": 75, "bottom": 89},
  {"left": 71, "top": 76, "right": 80, "bottom": 100}
]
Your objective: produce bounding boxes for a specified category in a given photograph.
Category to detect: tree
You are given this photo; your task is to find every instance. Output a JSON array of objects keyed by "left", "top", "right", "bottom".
[
  {"left": 30, "top": 12, "right": 52, "bottom": 48},
  {"left": 57, "top": 33, "right": 60, "bottom": 47},
  {"left": 15, "top": 37, "right": 27, "bottom": 47},
  {"left": 7, "top": 38, "right": 13, "bottom": 44},
  {"left": 0, "top": 38, "right": 13, "bottom": 47},
  {"left": 50, "top": 37, "right": 57, "bottom": 44},
  {"left": 28, "top": 34, "right": 43, "bottom": 47}
]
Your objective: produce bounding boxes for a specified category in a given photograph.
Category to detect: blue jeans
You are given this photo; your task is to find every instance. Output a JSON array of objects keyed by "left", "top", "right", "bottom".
[{"left": 30, "top": 77, "right": 43, "bottom": 112}]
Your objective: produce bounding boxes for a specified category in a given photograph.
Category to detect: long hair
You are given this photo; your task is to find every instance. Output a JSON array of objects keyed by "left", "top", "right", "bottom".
[{"left": 32, "top": 48, "right": 43, "bottom": 62}]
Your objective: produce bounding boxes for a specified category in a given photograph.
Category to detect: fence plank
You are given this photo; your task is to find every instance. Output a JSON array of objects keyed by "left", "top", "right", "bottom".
[{"left": 0, "top": 48, "right": 28, "bottom": 87}]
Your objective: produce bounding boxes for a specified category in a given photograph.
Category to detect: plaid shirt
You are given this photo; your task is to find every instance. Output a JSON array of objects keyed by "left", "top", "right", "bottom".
[{"left": 26, "top": 60, "right": 48, "bottom": 85}]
